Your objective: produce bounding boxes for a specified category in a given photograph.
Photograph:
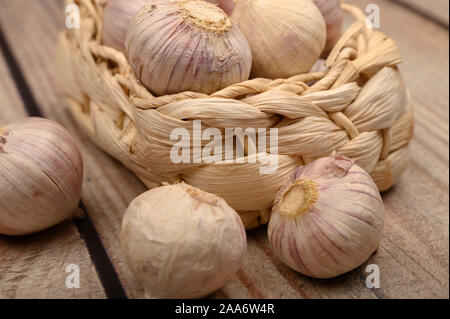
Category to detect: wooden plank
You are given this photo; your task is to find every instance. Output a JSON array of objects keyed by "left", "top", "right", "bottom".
[
  {"left": 391, "top": 0, "right": 449, "bottom": 27},
  {"left": 0, "top": 50, "right": 106, "bottom": 298},
  {"left": 0, "top": 0, "right": 447, "bottom": 298},
  {"left": 0, "top": 52, "right": 27, "bottom": 124},
  {"left": 347, "top": 0, "right": 449, "bottom": 298}
]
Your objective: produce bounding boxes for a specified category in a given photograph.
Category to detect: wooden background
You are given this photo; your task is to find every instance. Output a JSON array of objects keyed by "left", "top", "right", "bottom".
[{"left": 0, "top": 0, "right": 448, "bottom": 299}]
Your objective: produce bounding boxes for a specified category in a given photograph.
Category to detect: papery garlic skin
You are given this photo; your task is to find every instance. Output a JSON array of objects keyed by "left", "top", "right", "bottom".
[
  {"left": 231, "top": 0, "right": 326, "bottom": 79},
  {"left": 126, "top": 0, "right": 252, "bottom": 95},
  {"left": 120, "top": 183, "right": 247, "bottom": 298},
  {"left": 206, "top": 0, "right": 236, "bottom": 15},
  {"left": 309, "top": 59, "right": 328, "bottom": 73},
  {"left": 102, "top": 0, "right": 150, "bottom": 54},
  {"left": 268, "top": 155, "right": 384, "bottom": 279},
  {"left": 312, "top": 0, "right": 343, "bottom": 56},
  {"left": 0, "top": 118, "right": 83, "bottom": 236}
]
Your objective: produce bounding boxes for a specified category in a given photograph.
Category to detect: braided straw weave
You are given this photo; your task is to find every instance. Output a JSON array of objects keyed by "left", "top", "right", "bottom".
[{"left": 56, "top": 0, "right": 414, "bottom": 229}]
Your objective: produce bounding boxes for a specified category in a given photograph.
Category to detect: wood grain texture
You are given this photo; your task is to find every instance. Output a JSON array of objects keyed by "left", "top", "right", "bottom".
[
  {"left": 0, "top": 0, "right": 447, "bottom": 298},
  {"left": 391, "top": 0, "right": 449, "bottom": 27},
  {"left": 0, "top": 51, "right": 106, "bottom": 299},
  {"left": 0, "top": 221, "right": 106, "bottom": 298},
  {"left": 0, "top": 51, "right": 26, "bottom": 125}
]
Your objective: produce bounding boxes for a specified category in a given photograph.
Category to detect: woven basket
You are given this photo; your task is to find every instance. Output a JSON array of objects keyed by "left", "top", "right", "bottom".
[{"left": 56, "top": 0, "right": 414, "bottom": 229}]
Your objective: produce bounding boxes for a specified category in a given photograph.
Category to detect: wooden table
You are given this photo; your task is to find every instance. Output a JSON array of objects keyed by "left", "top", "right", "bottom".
[{"left": 0, "top": 0, "right": 448, "bottom": 299}]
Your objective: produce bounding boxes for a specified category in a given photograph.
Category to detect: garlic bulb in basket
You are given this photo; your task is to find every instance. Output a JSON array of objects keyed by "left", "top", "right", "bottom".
[
  {"left": 126, "top": 0, "right": 252, "bottom": 95},
  {"left": 102, "top": 0, "right": 150, "bottom": 54},
  {"left": 0, "top": 118, "right": 83, "bottom": 236},
  {"left": 268, "top": 155, "right": 384, "bottom": 279},
  {"left": 231, "top": 0, "right": 326, "bottom": 79},
  {"left": 207, "top": 0, "right": 236, "bottom": 15},
  {"left": 309, "top": 58, "right": 328, "bottom": 73},
  {"left": 312, "top": 0, "right": 343, "bottom": 56},
  {"left": 120, "top": 183, "right": 247, "bottom": 298}
]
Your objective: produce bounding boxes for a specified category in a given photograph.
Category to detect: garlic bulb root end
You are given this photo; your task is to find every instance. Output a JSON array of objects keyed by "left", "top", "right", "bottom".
[
  {"left": 278, "top": 179, "right": 318, "bottom": 217},
  {"left": 180, "top": 0, "right": 232, "bottom": 32}
]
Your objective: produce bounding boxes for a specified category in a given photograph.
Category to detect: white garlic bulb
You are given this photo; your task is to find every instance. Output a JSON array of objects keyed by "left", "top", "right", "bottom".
[
  {"left": 102, "top": 0, "right": 150, "bottom": 54},
  {"left": 0, "top": 118, "right": 83, "bottom": 236},
  {"left": 312, "top": 0, "right": 343, "bottom": 56},
  {"left": 120, "top": 183, "right": 247, "bottom": 298},
  {"left": 126, "top": 0, "right": 252, "bottom": 95},
  {"left": 231, "top": 0, "right": 326, "bottom": 79},
  {"left": 268, "top": 155, "right": 384, "bottom": 279}
]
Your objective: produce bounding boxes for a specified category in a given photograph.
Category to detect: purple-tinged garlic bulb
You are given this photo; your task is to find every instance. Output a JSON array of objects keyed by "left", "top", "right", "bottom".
[
  {"left": 120, "top": 183, "right": 247, "bottom": 298},
  {"left": 207, "top": 0, "right": 236, "bottom": 15},
  {"left": 268, "top": 154, "right": 385, "bottom": 278},
  {"left": 102, "top": 0, "right": 150, "bottom": 54},
  {"left": 125, "top": 0, "right": 252, "bottom": 95},
  {"left": 0, "top": 118, "right": 83, "bottom": 236}
]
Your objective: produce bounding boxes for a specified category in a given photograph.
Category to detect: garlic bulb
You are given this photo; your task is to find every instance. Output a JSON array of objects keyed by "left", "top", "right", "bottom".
[
  {"left": 102, "top": 0, "right": 150, "bottom": 54},
  {"left": 268, "top": 155, "right": 384, "bottom": 279},
  {"left": 309, "top": 58, "right": 328, "bottom": 73},
  {"left": 206, "top": 0, "right": 236, "bottom": 15},
  {"left": 120, "top": 183, "right": 247, "bottom": 298},
  {"left": 231, "top": 0, "right": 326, "bottom": 79},
  {"left": 126, "top": 0, "right": 252, "bottom": 95},
  {"left": 312, "top": 0, "right": 343, "bottom": 56},
  {"left": 0, "top": 118, "right": 83, "bottom": 236}
]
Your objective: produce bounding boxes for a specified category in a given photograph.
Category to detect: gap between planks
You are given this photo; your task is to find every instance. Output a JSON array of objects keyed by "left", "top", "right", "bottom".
[{"left": 0, "top": 25, "right": 127, "bottom": 300}]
